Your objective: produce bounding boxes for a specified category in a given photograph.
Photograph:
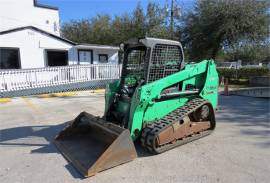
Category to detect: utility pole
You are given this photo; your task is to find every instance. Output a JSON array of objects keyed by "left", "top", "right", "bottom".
[
  {"left": 170, "top": 0, "right": 174, "bottom": 39},
  {"left": 165, "top": 0, "right": 180, "bottom": 39}
]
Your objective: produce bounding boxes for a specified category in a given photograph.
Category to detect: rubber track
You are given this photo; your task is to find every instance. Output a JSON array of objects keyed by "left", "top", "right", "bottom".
[{"left": 140, "top": 98, "right": 215, "bottom": 154}]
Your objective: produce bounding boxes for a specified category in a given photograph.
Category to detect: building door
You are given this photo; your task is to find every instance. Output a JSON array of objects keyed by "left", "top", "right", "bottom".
[
  {"left": 46, "top": 50, "right": 68, "bottom": 67},
  {"left": 78, "top": 50, "right": 93, "bottom": 64}
]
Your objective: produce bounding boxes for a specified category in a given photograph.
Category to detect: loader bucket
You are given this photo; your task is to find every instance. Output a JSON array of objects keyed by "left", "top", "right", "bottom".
[{"left": 54, "top": 112, "right": 137, "bottom": 177}]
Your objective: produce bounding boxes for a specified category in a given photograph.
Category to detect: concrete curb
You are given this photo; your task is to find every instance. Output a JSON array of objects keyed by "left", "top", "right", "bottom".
[
  {"left": 51, "top": 92, "right": 78, "bottom": 97},
  {"left": 222, "top": 87, "right": 270, "bottom": 98},
  {"left": 34, "top": 92, "right": 78, "bottom": 98},
  {"left": 1, "top": 89, "right": 105, "bottom": 100},
  {"left": 30, "top": 90, "right": 104, "bottom": 98},
  {"left": 90, "top": 89, "right": 105, "bottom": 94},
  {"left": 0, "top": 98, "right": 12, "bottom": 103}
]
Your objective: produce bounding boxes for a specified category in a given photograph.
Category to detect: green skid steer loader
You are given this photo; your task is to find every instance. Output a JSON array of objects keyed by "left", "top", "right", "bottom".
[{"left": 55, "top": 37, "right": 219, "bottom": 177}]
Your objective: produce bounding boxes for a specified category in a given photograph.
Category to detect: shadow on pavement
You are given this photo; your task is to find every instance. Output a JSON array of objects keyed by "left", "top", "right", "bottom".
[
  {"left": 0, "top": 121, "right": 152, "bottom": 178},
  {"left": 0, "top": 122, "right": 85, "bottom": 179},
  {"left": 217, "top": 95, "right": 270, "bottom": 148}
]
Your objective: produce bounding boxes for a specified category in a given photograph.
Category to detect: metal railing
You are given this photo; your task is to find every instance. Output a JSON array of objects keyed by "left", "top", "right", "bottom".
[{"left": 0, "top": 64, "right": 122, "bottom": 93}]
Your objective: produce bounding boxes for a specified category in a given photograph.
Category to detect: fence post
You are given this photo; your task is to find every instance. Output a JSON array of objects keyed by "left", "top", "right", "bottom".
[
  {"left": 3, "top": 73, "right": 7, "bottom": 91},
  {"left": 96, "top": 65, "right": 99, "bottom": 80}
]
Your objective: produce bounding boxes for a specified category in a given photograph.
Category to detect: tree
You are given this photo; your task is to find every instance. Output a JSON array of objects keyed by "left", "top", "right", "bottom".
[
  {"left": 181, "top": 0, "right": 269, "bottom": 61},
  {"left": 224, "top": 43, "right": 270, "bottom": 64},
  {"left": 61, "top": 2, "right": 174, "bottom": 45},
  {"left": 90, "top": 15, "right": 113, "bottom": 45},
  {"left": 61, "top": 15, "right": 113, "bottom": 45},
  {"left": 146, "top": 2, "right": 170, "bottom": 38},
  {"left": 61, "top": 19, "right": 92, "bottom": 43},
  {"left": 131, "top": 3, "right": 146, "bottom": 38}
]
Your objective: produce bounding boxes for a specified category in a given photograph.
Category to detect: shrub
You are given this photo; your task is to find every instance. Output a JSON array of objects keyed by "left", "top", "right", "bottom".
[
  {"left": 217, "top": 67, "right": 269, "bottom": 79},
  {"left": 237, "top": 67, "right": 269, "bottom": 78},
  {"left": 217, "top": 68, "right": 237, "bottom": 78}
]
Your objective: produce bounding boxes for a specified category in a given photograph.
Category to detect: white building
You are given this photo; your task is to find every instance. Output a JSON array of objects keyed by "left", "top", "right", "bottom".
[{"left": 0, "top": 0, "right": 119, "bottom": 69}]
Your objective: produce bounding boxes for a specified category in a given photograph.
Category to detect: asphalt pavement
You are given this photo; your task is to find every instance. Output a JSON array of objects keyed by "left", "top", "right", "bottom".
[{"left": 0, "top": 94, "right": 269, "bottom": 183}]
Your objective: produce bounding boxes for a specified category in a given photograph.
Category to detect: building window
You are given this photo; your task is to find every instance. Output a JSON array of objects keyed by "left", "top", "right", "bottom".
[
  {"left": 46, "top": 50, "right": 68, "bottom": 67},
  {"left": 99, "top": 54, "right": 108, "bottom": 63},
  {"left": 0, "top": 48, "right": 21, "bottom": 69}
]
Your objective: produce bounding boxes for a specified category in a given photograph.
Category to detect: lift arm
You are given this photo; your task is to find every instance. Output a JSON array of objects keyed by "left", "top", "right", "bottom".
[{"left": 128, "top": 60, "right": 219, "bottom": 139}]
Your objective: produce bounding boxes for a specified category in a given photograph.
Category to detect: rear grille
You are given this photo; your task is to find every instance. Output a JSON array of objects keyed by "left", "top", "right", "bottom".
[{"left": 148, "top": 44, "right": 182, "bottom": 83}]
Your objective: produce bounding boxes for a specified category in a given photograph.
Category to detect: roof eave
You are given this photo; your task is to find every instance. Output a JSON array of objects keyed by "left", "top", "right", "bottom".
[
  {"left": 75, "top": 44, "right": 119, "bottom": 50},
  {"left": 0, "top": 26, "right": 75, "bottom": 45},
  {"left": 33, "top": 0, "right": 58, "bottom": 11}
]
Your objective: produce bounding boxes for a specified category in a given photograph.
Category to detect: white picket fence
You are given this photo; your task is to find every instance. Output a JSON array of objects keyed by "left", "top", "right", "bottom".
[{"left": 0, "top": 64, "right": 122, "bottom": 92}]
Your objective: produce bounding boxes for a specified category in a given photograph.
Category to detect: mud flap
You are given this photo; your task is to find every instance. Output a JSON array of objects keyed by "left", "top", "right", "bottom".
[{"left": 54, "top": 112, "right": 137, "bottom": 177}]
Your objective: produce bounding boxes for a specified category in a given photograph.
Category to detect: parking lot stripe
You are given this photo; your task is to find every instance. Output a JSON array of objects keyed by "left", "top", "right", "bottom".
[{"left": 22, "top": 98, "right": 42, "bottom": 114}]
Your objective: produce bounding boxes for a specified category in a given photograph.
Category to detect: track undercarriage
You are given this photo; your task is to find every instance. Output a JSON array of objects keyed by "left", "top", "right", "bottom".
[{"left": 141, "top": 98, "right": 216, "bottom": 154}]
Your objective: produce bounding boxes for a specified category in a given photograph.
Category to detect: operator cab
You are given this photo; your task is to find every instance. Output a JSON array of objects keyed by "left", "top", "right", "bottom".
[
  {"left": 119, "top": 37, "right": 184, "bottom": 97},
  {"left": 106, "top": 37, "right": 185, "bottom": 127}
]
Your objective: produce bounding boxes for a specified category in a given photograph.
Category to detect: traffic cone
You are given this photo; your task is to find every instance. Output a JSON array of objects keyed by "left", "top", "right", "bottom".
[{"left": 224, "top": 78, "right": 229, "bottom": 96}]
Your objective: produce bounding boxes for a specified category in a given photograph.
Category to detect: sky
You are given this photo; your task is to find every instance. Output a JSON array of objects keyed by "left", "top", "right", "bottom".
[{"left": 39, "top": 0, "right": 195, "bottom": 23}]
